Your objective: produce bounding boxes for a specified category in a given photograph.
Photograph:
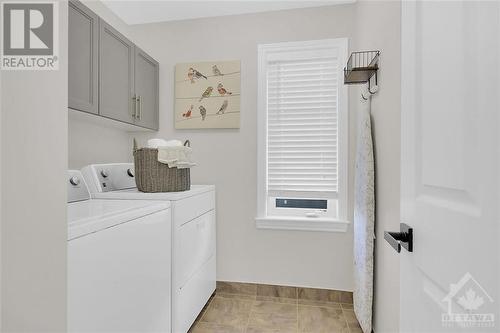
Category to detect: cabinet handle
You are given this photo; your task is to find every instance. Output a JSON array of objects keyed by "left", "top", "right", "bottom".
[
  {"left": 132, "top": 95, "right": 138, "bottom": 119},
  {"left": 139, "top": 95, "right": 143, "bottom": 120}
]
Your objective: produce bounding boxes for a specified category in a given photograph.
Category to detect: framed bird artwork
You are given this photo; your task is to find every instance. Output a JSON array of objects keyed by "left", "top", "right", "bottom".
[{"left": 175, "top": 60, "right": 241, "bottom": 129}]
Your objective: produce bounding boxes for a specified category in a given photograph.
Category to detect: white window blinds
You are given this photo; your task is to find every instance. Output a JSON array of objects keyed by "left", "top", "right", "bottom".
[{"left": 265, "top": 49, "right": 340, "bottom": 199}]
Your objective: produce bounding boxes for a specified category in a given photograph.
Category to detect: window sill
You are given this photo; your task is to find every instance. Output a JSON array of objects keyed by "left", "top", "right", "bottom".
[{"left": 255, "top": 216, "right": 350, "bottom": 232}]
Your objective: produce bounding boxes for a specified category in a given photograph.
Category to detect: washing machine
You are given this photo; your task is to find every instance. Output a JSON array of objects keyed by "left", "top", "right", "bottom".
[
  {"left": 67, "top": 170, "right": 172, "bottom": 332},
  {"left": 81, "top": 163, "right": 216, "bottom": 333}
]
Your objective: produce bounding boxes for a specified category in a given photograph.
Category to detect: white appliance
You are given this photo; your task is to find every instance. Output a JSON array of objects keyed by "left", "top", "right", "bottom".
[
  {"left": 67, "top": 170, "right": 172, "bottom": 332},
  {"left": 81, "top": 163, "right": 216, "bottom": 333}
]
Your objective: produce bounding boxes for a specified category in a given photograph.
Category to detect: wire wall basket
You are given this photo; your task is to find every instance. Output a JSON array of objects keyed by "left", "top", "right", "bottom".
[{"left": 344, "top": 50, "right": 380, "bottom": 92}]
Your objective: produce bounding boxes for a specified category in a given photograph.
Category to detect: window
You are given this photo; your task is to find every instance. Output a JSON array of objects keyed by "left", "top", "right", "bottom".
[{"left": 256, "top": 39, "right": 349, "bottom": 232}]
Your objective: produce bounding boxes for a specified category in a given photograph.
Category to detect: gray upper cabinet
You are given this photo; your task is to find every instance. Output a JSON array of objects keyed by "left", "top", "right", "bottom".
[
  {"left": 99, "top": 19, "right": 135, "bottom": 125},
  {"left": 68, "top": 1, "right": 159, "bottom": 130},
  {"left": 68, "top": 0, "right": 98, "bottom": 114},
  {"left": 134, "top": 47, "right": 159, "bottom": 130}
]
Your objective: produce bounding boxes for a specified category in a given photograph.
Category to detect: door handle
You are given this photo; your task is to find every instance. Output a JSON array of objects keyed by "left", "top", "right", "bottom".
[{"left": 384, "top": 223, "right": 413, "bottom": 253}]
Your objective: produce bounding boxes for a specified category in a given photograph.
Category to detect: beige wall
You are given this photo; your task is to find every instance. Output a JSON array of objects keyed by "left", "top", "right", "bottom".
[
  {"left": 68, "top": 114, "right": 134, "bottom": 169},
  {"left": 0, "top": 1, "right": 68, "bottom": 331},
  {"left": 355, "top": 1, "right": 401, "bottom": 332},
  {"left": 127, "top": 5, "right": 357, "bottom": 290}
]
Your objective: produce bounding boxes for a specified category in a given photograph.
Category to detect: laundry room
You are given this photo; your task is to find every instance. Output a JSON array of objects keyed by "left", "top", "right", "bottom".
[
  {"left": 2, "top": 1, "right": 499, "bottom": 333},
  {"left": 65, "top": 1, "right": 397, "bottom": 332}
]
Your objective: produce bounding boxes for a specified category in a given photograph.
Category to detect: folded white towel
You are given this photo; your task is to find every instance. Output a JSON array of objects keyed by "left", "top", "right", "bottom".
[
  {"left": 157, "top": 145, "right": 196, "bottom": 169},
  {"left": 145, "top": 138, "right": 195, "bottom": 168},
  {"left": 147, "top": 138, "right": 183, "bottom": 148}
]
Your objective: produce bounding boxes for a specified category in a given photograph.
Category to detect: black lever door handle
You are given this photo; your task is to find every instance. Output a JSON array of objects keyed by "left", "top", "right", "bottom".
[{"left": 384, "top": 223, "right": 413, "bottom": 253}]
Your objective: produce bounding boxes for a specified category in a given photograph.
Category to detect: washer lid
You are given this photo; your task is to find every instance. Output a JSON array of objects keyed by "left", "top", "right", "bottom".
[
  {"left": 67, "top": 199, "right": 170, "bottom": 240},
  {"left": 91, "top": 184, "right": 215, "bottom": 201}
]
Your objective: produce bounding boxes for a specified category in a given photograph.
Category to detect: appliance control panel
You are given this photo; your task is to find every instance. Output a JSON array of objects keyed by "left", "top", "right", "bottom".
[
  {"left": 81, "top": 163, "right": 136, "bottom": 193},
  {"left": 67, "top": 170, "right": 91, "bottom": 203}
]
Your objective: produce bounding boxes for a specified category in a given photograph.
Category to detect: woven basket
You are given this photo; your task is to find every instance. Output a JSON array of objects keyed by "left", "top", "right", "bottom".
[{"left": 133, "top": 139, "right": 191, "bottom": 193}]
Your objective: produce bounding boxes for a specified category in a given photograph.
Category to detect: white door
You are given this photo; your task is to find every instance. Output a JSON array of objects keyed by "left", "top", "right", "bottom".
[{"left": 399, "top": 1, "right": 499, "bottom": 332}]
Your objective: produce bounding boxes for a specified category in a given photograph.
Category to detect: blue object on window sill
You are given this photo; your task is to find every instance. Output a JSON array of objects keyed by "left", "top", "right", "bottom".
[{"left": 275, "top": 198, "right": 328, "bottom": 209}]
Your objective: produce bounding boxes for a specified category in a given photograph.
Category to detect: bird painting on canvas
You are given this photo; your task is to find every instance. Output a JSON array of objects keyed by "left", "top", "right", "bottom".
[{"left": 175, "top": 60, "right": 240, "bottom": 129}]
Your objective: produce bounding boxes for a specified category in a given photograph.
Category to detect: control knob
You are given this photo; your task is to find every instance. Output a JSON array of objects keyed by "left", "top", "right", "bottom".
[
  {"left": 69, "top": 176, "right": 80, "bottom": 186},
  {"left": 127, "top": 168, "right": 134, "bottom": 177}
]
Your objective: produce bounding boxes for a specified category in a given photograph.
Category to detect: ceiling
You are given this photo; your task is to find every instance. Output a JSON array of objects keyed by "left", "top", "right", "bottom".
[{"left": 102, "top": 0, "right": 354, "bottom": 25}]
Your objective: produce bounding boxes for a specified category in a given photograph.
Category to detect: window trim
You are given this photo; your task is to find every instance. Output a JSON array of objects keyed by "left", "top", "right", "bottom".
[{"left": 256, "top": 38, "right": 349, "bottom": 232}]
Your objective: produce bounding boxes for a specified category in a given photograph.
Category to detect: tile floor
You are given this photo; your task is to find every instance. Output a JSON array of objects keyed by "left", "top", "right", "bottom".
[{"left": 189, "top": 283, "right": 362, "bottom": 333}]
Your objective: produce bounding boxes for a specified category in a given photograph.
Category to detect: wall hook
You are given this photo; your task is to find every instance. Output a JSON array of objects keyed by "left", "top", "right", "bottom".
[{"left": 367, "top": 72, "right": 378, "bottom": 94}]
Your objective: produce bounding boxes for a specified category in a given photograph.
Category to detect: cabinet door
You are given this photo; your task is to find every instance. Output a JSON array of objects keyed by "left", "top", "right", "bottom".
[
  {"left": 99, "top": 20, "right": 135, "bottom": 124},
  {"left": 134, "top": 47, "right": 159, "bottom": 130},
  {"left": 68, "top": 0, "right": 98, "bottom": 114}
]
